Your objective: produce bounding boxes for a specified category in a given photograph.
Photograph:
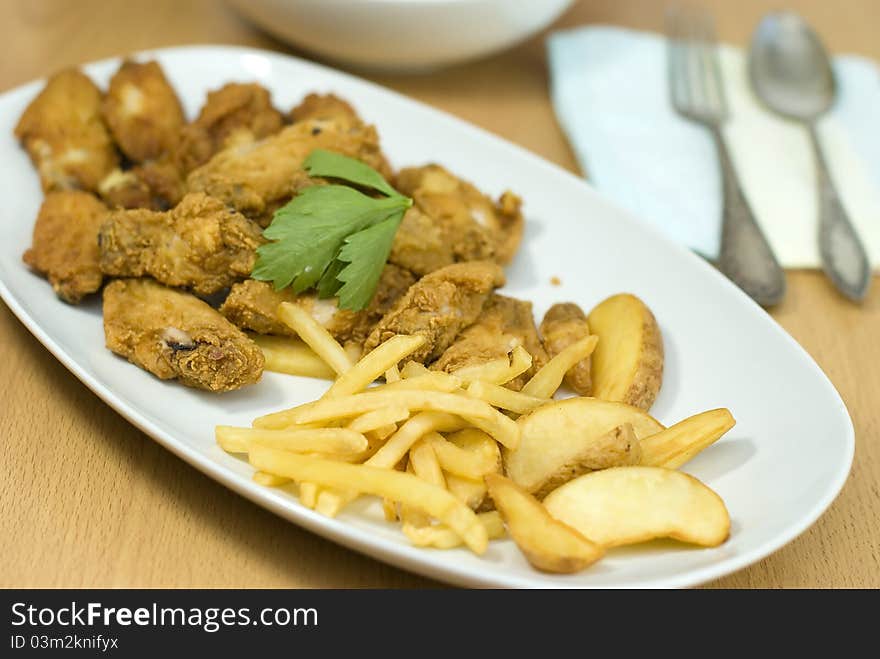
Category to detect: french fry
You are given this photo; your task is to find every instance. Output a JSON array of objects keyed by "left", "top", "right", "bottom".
[
  {"left": 460, "top": 410, "right": 520, "bottom": 449},
  {"left": 324, "top": 334, "right": 425, "bottom": 398},
  {"left": 251, "top": 335, "right": 337, "bottom": 380},
  {"left": 640, "top": 408, "right": 736, "bottom": 469},
  {"left": 299, "top": 482, "right": 319, "bottom": 509},
  {"left": 400, "top": 361, "right": 429, "bottom": 379},
  {"left": 367, "top": 412, "right": 465, "bottom": 469},
  {"left": 445, "top": 473, "right": 488, "bottom": 510},
  {"left": 409, "top": 438, "right": 446, "bottom": 488},
  {"left": 384, "top": 363, "right": 401, "bottom": 383},
  {"left": 367, "top": 424, "right": 398, "bottom": 442},
  {"left": 424, "top": 432, "right": 497, "bottom": 479},
  {"left": 452, "top": 345, "right": 533, "bottom": 386},
  {"left": 372, "top": 372, "right": 463, "bottom": 393},
  {"left": 277, "top": 302, "right": 353, "bottom": 375},
  {"left": 347, "top": 406, "right": 410, "bottom": 434},
  {"left": 215, "top": 426, "right": 367, "bottom": 456},
  {"left": 403, "top": 511, "right": 506, "bottom": 549},
  {"left": 253, "top": 471, "right": 291, "bottom": 487},
  {"left": 256, "top": 390, "right": 499, "bottom": 429},
  {"left": 521, "top": 335, "right": 598, "bottom": 398},
  {"left": 466, "top": 380, "right": 549, "bottom": 415},
  {"left": 249, "top": 446, "right": 489, "bottom": 554}
]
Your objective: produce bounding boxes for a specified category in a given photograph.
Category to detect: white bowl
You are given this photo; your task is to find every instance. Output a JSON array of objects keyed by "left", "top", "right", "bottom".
[{"left": 226, "top": 0, "right": 575, "bottom": 72}]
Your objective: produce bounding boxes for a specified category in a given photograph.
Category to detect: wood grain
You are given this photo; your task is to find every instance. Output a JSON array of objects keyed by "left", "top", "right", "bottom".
[{"left": 1, "top": 0, "right": 877, "bottom": 588}]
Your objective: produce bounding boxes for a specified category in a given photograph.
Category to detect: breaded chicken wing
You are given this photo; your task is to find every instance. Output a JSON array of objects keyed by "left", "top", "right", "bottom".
[
  {"left": 103, "top": 278, "right": 264, "bottom": 391},
  {"left": 363, "top": 261, "right": 504, "bottom": 364},
  {"left": 175, "top": 82, "right": 284, "bottom": 174},
  {"left": 98, "top": 158, "right": 185, "bottom": 211},
  {"left": 22, "top": 191, "right": 108, "bottom": 303},
  {"left": 98, "top": 192, "right": 263, "bottom": 295},
  {"left": 433, "top": 294, "right": 548, "bottom": 390},
  {"left": 388, "top": 207, "right": 455, "bottom": 276},
  {"left": 540, "top": 302, "right": 592, "bottom": 395},
  {"left": 102, "top": 60, "right": 185, "bottom": 163},
  {"left": 220, "top": 264, "right": 416, "bottom": 348},
  {"left": 15, "top": 69, "right": 118, "bottom": 193},
  {"left": 289, "top": 93, "right": 359, "bottom": 124},
  {"left": 396, "top": 164, "right": 524, "bottom": 266},
  {"left": 186, "top": 116, "right": 392, "bottom": 219}
]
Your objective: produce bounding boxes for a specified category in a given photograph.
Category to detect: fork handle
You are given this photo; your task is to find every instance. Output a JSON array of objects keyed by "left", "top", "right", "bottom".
[
  {"left": 808, "top": 124, "right": 872, "bottom": 302},
  {"left": 711, "top": 125, "right": 786, "bottom": 306}
]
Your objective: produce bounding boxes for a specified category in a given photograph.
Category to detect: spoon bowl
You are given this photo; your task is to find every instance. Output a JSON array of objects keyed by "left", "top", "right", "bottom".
[{"left": 749, "top": 12, "right": 836, "bottom": 121}]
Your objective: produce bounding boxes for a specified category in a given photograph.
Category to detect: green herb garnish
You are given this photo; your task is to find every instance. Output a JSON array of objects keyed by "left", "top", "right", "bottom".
[{"left": 252, "top": 149, "right": 412, "bottom": 311}]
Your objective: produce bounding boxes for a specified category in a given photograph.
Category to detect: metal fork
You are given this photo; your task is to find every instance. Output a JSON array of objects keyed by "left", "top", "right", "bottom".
[{"left": 666, "top": 7, "right": 786, "bottom": 306}]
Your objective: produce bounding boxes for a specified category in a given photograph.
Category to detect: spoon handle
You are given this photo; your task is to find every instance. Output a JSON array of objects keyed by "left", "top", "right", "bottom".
[
  {"left": 808, "top": 125, "right": 872, "bottom": 301},
  {"left": 711, "top": 125, "right": 786, "bottom": 306}
]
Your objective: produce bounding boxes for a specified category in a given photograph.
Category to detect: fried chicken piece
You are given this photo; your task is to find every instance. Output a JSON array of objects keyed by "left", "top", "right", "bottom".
[
  {"left": 363, "top": 261, "right": 505, "bottom": 364},
  {"left": 433, "top": 294, "right": 548, "bottom": 390},
  {"left": 289, "top": 93, "right": 359, "bottom": 124},
  {"left": 186, "top": 116, "right": 392, "bottom": 218},
  {"left": 540, "top": 303, "right": 592, "bottom": 395},
  {"left": 22, "top": 191, "right": 108, "bottom": 303},
  {"left": 388, "top": 207, "right": 455, "bottom": 276},
  {"left": 102, "top": 60, "right": 185, "bottom": 163},
  {"left": 220, "top": 264, "right": 417, "bottom": 348},
  {"left": 98, "top": 192, "right": 263, "bottom": 295},
  {"left": 15, "top": 69, "right": 118, "bottom": 193},
  {"left": 98, "top": 157, "right": 185, "bottom": 211},
  {"left": 175, "top": 82, "right": 285, "bottom": 174},
  {"left": 103, "top": 278, "right": 264, "bottom": 391},
  {"left": 396, "top": 164, "right": 524, "bottom": 266}
]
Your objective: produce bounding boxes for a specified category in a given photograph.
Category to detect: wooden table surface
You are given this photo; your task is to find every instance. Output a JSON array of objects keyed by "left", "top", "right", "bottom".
[{"left": 1, "top": 0, "right": 878, "bottom": 588}]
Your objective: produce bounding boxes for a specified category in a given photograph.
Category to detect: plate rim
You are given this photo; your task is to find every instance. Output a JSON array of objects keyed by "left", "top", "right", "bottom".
[{"left": 0, "top": 43, "right": 856, "bottom": 589}]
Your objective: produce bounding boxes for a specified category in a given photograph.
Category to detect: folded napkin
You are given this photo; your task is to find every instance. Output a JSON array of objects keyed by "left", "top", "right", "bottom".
[{"left": 548, "top": 26, "right": 880, "bottom": 270}]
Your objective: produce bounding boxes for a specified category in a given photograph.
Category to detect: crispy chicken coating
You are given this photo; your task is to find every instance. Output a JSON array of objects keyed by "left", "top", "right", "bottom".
[
  {"left": 388, "top": 207, "right": 455, "bottom": 276},
  {"left": 22, "top": 191, "right": 108, "bottom": 303},
  {"left": 15, "top": 69, "right": 119, "bottom": 193},
  {"left": 98, "top": 192, "right": 263, "bottom": 295},
  {"left": 98, "top": 157, "right": 185, "bottom": 211},
  {"left": 175, "top": 82, "right": 285, "bottom": 174},
  {"left": 433, "top": 294, "right": 548, "bottom": 390},
  {"left": 540, "top": 302, "right": 593, "bottom": 395},
  {"left": 396, "top": 164, "right": 524, "bottom": 266},
  {"left": 186, "top": 116, "right": 392, "bottom": 218},
  {"left": 220, "top": 264, "right": 417, "bottom": 348},
  {"left": 103, "top": 278, "right": 264, "bottom": 391},
  {"left": 102, "top": 60, "right": 185, "bottom": 163},
  {"left": 289, "top": 93, "right": 359, "bottom": 124},
  {"left": 363, "top": 261, "right": 505, "bottom": 364}
]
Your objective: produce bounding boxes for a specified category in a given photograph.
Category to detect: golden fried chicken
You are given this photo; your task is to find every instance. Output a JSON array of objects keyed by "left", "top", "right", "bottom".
[
  {"left": 363, "top": 261, "right": 505, "bottom": 364},
  {"left": 220, "top": 264, "right": 416, "bottom": 348},
  {"left": 103, "top": 278, "right": 264, "bottom": 391},
  {"left": 396, "top": 164, "right": 524, "bottom": 266},
  {"left": 175, "top": 82, "right": 285, "bottom": 174},
  {"left": 540, "top": 302, "right": 592, "bottom": 395},
  {"left": 22, "top": 191, "right": 108, "bottom": 303},
  {"left": 289, "top": 93, "right": 358, "bottom": 124},
  {"left": 186, "top": 116, "right": 392, "bottom": 219},
  {"left": 102, "top": 60, "right": 185, "bottom": 163},
  {"left": 388, "top": 207, "right": 455, "bottom": 276},
  {"left": 15, "top": 69, "right": 118, "bottom": 193},
  {"left": 433, "top": 294, "right": 548, "bottom": 390},
  {"left": 98, "top": 192, "right": 263, "bottom": 295},
  {"left": 98, "top": 158, "right": 185, "bottom": 211}
]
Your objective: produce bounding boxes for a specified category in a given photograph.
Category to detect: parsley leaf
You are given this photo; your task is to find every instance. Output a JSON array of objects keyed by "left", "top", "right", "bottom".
[{"left": 252, "top": 150, "right": 412, "bottom": 310}]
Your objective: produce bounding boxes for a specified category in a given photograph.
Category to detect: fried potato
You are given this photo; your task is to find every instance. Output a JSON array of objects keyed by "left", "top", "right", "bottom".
[
  {"left": 253, "top": 470, "right": 290, "bottom": 487},
  {"left": 251, "top": 334, "right": 336, "bottom": 380},
  {"left": 373, "top": 372, "right": 462, "bottom": 393},
  {"left": 384, "top": 364, "right": 401, "bottom": 383},
  {"left": 347, "top": 406, "right": 410, "bottom": 434},
  {"left": 277, "top": 301, "right": 353, "bottom": 375},
  {"left": 485, "top": 474, "right": 604, "bottom": 573},
  {"left": 543, "top": 466, "right": 730, "bottom": 548},
  {"left": 445, "top": 474, "right": 489, "bottom": 511},
  {"left": 216, "top": 425, "right": 367, "bottom": 456},
  {"left": 249, "top": 445, "right": 489, "bottom": 554},
  {"left": 466, "top": 380, "right": 548, "bottom": 415},
  {"left": 588, "top": 293, "right": 663, "bottom": 410},
  {"left": 521, "top": 335, "right": 598, "bottom": 398},
  {"left": 403, "top": 511, "right": 505, "bottom": 549},
  {"left": 443, "top": 428, "right": 503, "bottom": 511},
  {"left": 423, "top": 432, "right": 497, "bottom": 479},
  {"left": 400, "top": 360, "right": 430, "bottom": 379},
  {"left": 540, "top": 302, "right": 593, "bottom": 395},
  {"left": 368, "top": 412, "right": 465, "bottom": 470},
  {"left": 504, "top": 398, "right": 662, "bottom": 495},
  {"left": 324, "top": 334, "right": 425, "bottom": 398},
  {"left": 640, "top": 408, "right": 736, "bottom": 469},
  {"left": 452, "top": 345, "right": 532, "bottom": 386}
]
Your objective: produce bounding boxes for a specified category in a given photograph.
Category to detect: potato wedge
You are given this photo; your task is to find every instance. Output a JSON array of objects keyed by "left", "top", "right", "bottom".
[
  {"left": 640, "top": 408, "right": 736, "bottom": 469},
  {"left": 588, "top": 293, "right": 664, "bottom": 410},
  {"left": 485, "top": 474, "right": 604, "bottom": 573},
  {"left": 543, "top": 466, "right": 730, "bottom": 547},
  {"left": 504, "top": 397, "right": 663, "bottom": 495}
]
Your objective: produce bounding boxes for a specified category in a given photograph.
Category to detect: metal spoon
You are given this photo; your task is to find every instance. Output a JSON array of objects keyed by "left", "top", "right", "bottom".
[{"left": 749, "top": 11, "right": 871, "bottom": 301}]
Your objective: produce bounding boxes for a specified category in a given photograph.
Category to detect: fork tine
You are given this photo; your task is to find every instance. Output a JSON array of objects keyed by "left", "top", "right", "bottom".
[
  {"left": 702, "top": 12, "right": 728, "bottom": 116},
  {"left": 691, "top": 8, "right": 726, "bottom": 119},
  {"left": 664, "top": 7, "right": 688, "bottom": 112}
]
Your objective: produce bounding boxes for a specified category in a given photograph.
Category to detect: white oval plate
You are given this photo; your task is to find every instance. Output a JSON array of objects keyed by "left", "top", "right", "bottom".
[{"left": 0, "top": 46, "right": 854, "bottom": 588}]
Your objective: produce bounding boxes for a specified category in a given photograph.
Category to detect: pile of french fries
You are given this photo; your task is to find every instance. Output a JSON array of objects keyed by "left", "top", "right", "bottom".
[{"left": 218, "top": 300, "right": 735, "bottom": 574}]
